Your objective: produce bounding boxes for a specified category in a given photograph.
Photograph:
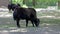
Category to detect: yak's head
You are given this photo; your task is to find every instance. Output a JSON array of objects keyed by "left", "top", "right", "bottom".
[
  {"left": 8, "top": 4, "right": 15, "bottom": 11},
  {"left": 34, "top": 18, "right": 40, "bottom": 27}
]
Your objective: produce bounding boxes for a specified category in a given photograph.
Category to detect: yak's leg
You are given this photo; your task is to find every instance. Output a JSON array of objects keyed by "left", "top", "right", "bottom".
[
  {"left": 26, "top": 19, "right": 28, "bottom": 27},
  {"left": 31, "top": 20, "right": 34, "bottom": 27},
  {"left": 16, "top": 19, "right": 20, "bottom": 28}
]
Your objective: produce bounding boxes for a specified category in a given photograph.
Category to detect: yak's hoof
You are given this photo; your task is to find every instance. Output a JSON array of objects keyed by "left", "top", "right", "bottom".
[{"left": 17, "top": 26, "right": 20, "bottom": 28}]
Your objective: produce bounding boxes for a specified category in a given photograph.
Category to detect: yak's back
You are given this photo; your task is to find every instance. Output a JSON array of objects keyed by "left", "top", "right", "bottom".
[{"left": 13, "top": 7, "right": 37, "bottom": 20}]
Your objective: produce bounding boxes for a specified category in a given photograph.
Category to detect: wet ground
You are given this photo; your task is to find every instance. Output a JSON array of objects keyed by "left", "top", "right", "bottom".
[{"left": 0, "top": 11, "right": 60, "bottom": 34}]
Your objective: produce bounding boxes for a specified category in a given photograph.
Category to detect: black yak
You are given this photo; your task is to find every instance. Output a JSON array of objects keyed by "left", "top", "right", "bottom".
[{"left": 13, "top": 7, "right": 40, "bottom": 28}]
